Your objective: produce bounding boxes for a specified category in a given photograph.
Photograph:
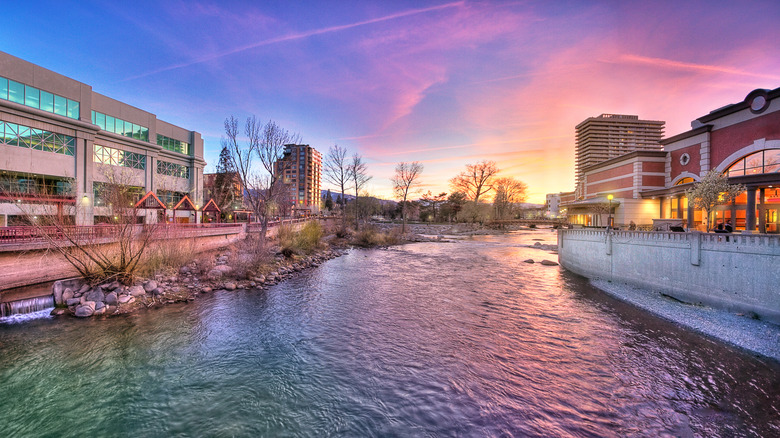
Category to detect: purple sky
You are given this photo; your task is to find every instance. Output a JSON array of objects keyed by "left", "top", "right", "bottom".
[{"left": 3, "top": 0, "right": 780, "bottom": 202}]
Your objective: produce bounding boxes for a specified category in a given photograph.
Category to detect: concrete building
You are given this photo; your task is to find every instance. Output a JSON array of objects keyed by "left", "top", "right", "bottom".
[
  {"left": 545, "top": 191, "right": 574, "bottom": 218},
  {"left": 275, "top": 144, "right": 322, "bottom": 216},
  {"left": 575, "top": 114, "right": 664, "bottom": 198},
  {"left": 0, "top": 51, "right": 205, "bottom": 226}
]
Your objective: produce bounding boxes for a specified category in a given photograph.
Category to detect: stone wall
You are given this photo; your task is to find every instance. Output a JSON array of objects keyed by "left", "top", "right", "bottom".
[{"left": 558, "top": 229, "right": 780, "bottom": 324}]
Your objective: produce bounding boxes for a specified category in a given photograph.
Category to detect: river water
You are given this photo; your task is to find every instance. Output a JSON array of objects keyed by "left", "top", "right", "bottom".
[{"left": 1, "top": 231, "right": 778, "bottom": 437}]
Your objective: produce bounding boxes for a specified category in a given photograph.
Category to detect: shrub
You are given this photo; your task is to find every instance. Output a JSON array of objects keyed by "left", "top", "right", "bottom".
[
  {"left": 352, "top": 226, "right": 399, "bottom": 247},
  {"left": 277, "top": 221, "right": 323, "bottom": 257}
]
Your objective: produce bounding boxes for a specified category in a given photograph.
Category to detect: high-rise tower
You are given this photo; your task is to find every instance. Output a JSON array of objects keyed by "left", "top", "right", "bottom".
[{"left": 575, "top": 114, "right": 664, "bottom": 198}]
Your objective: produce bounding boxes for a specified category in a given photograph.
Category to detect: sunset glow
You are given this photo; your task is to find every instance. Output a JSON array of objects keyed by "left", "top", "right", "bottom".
[{"left": 4, "top": 0, "right": 780, "bottom": 202}]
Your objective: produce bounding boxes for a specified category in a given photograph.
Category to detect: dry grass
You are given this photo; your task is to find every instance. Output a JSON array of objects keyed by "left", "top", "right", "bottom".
[{"left": 351, "top": 226, "right": 400, "bottom": 247}]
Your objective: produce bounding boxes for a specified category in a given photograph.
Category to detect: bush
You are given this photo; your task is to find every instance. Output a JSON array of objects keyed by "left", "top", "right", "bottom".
[
  {"left": 277, "top": 221, "right": 323, "bottom": 257},
  {"left": 352, "top": 226, "right": 399, "bottom": 247}
]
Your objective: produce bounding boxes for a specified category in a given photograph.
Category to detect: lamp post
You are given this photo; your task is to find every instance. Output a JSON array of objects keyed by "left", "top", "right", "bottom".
[{"left": 607, "top": 194, "right": 614, "bottom": 229}]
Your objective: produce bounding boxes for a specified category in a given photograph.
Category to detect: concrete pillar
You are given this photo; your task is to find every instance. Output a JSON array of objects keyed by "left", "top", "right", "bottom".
[
  {"left": 687, "top": 198, "right": 694, "bottom": 229},
  {"left": 690, "top": 232, "right": 701, "bottom": 266},
  {"left": 730, "top": 200, "right": 737, "bottom": 230},
  {"left": 746, "top": 186, "right": 757, "bottom": 232}
]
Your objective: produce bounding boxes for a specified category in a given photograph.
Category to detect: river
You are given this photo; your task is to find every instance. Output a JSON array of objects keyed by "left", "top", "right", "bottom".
[{"left": 1, "top": 230, "right": 778, "bottom": 437}]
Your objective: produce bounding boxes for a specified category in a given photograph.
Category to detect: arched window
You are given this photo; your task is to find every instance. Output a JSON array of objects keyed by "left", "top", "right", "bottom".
[
  {"left": 725, "top": 149, "right": 780, "bottom": 177},
  {"left": 674, "top": 177, "right": 695, "bottom": 185}
]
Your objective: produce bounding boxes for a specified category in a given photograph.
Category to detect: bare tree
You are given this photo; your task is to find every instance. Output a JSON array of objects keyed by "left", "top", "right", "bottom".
[
  {"left": 450, "top": 160, "right": 499, "bottom": 202},
  {"left": 348, "top": 153, "right": 371, "bottom": 230},
  {"left": 391, "top": 161, "right": 424, "bottom": 233},
  {"left": 493, "top": 177, "right": 528, "bottom": 220},
  {"left": 685, "top": 170, "right": 746, "bottom": 232},
  {"left": 222, "top": 116, "right": 301, "bottom": 240},
  {"left": 212, "top": 145, "right": 240, "bottom": 216},
  {"left": 323, "top": 144, "right": 351, "bottom": 227}
]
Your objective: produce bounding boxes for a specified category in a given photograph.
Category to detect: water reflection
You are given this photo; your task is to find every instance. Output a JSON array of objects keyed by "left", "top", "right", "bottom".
[{"left": 0, "top": 230, "right": 778, "bottom": 437}]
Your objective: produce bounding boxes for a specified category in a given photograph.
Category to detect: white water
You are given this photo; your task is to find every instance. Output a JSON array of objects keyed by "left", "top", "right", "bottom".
[{"left": 0, "top": 295, "right": 54, "bottom": 322}]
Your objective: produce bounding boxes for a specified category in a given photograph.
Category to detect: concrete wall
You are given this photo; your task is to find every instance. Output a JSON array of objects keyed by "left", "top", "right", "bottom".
[{"left": 558, "top": 229, "right": 780, "bottom": 324}]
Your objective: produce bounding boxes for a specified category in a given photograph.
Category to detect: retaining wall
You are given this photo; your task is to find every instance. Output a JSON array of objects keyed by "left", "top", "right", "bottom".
[{"left": 558, "top": 229, "right": 780, "bottom": 324}]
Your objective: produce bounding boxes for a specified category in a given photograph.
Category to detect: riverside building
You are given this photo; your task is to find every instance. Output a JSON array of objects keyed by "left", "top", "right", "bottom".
[
  {"left": 0, "top": 51, "right": 205, "bottom": 226},
  {"left": 275, "top": 144, "right": 322, "bottom": 217},
  {"left": 563, "top": 87, "right": 780, "bottom": 233}
]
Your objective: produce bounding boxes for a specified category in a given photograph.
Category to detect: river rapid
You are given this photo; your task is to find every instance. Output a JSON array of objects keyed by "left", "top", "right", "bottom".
[{"left": 1, "top": 230, "right": 778, "bottom": 437}]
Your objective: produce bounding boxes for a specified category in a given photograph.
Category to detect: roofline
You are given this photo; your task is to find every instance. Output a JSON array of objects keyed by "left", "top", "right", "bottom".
[
  {"left": 660, "top": 125, "right": 712, "bottom": 145},
  {"left": 696, "top": 87, "right": 780, "bottom": 124}
]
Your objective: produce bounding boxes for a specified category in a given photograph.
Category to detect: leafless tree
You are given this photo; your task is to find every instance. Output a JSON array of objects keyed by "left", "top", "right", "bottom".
[
  {"left": 450, "top": 160, "right": 499, "bottom": 202},
  {"left": 222, "top": 115, "right": 301, "bottom": 240},
  {"left": 685, "top": 170, "right": 746, "bottom": 231},
  {"left": 391, "top": 161, "right": 424, "bottom": 233},
  {"left": 348, "top": 153, "right": 372, "bottom": 230},
  {"left": 493, "top": 177, "right": 528, "bottom": 220},
  {"left": 323, "top": 144, "right": 351, "bottom": 227}
]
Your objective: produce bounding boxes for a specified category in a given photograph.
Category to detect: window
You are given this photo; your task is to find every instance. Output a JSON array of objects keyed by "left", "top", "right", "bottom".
[
  {"left": 0, "top": 76, "right": 80, "bottom": 119},
  {"left": 156, "top": 160, "right": 190, "bottom": 178},
  {"left": 726, "top": 149, "right": 780, "bottom": 177},
  {"left": 0, "top": 120, "right": 75, "bottom": 156},
  {"left": 674, "top": 177, "right": 694, "bottom": 185},
  {"left": 92, "top": 111, "right": 149, "bottom": 142},
  {"left": 156, "top": 134, "right": 190, "bottom": 155},
  {"left": 93, "top": 144, "right": 146, "bottom": 170}
]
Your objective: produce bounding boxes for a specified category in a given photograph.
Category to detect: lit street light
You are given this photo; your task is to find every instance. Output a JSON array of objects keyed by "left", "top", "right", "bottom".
[{"left": 607, "top": 194, "right": 614, "bottom": 229}]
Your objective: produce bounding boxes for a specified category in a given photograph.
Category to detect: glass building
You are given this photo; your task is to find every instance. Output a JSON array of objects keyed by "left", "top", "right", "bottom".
[{"left": 0, "top": 51, "right": 206, "bottom": 226}]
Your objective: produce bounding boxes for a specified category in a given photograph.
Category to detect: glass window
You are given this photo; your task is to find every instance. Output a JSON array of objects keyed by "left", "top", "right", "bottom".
[
  {"left": 8, "top": 80, "right": 24, "bottom": 104},
  {"left": 54, "top": 95, "right": 67, "bottom": 116},
  {"left": 67, "top": 99, "right": 79, "bottom": 119},
  {"left": 0, "top": 77, "right": 7, "bottom": 99},
  {"left": 96, "top": 112, "right": 105, "bottom": 129},
  {"left": 745, "top": 151, "right": 763, "bottom": 175},
  {"left": 25, "top": 85, "right": 40, "bottom": 108},
  {"left": 40, "top": 90, "right": 54, "bottom": 112},
  {"left": 765, "top": 149, "right": 780, "bottom": 173},
  {"left": 105, "top": 115, "right": 115, "bottom": 133}
]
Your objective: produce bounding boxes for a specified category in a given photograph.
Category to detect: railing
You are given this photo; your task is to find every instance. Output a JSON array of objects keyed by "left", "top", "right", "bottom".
[
  {"left": 559, "top": 228, "right": 780, "bottom": 247},
  {"left": 246, "top": 218, "right": 309, "bottom": 233},
  {"left": 0, "top": 223, "right": 244, "bottom": 246}
]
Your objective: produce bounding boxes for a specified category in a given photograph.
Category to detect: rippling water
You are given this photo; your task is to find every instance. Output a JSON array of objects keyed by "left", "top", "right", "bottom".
[{"left": 1, "top": 231, "right": 779, "bottom": 437}]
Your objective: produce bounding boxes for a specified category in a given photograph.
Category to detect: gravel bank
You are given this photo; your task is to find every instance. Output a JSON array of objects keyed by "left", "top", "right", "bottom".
[{"left": 591, "top": 279, "right": 780, "bottom": 362}]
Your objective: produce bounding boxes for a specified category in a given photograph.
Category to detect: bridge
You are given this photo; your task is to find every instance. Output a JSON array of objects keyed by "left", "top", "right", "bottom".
[{"left": 484, "top": 218, "right": 567, "bottom": 229}]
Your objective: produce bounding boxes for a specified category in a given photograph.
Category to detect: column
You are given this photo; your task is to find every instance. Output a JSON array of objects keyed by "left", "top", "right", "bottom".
[
  {"left": 687, "top": 199, "right": 694, "bottom": 229},
  {"left": 745, "top": 186, "right": 757, "bottom": 233},
  {"left": 758, "top": 188, "right": 766, "bottom": 233}
]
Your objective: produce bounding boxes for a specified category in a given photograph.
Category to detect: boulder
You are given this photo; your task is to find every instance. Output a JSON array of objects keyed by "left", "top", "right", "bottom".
[
  {"left": 129, "top": 286, "right": 146, "bottom": 297},
  {"left": 143, "top": 280, "right": 158, "bottom": 292},
  {"left": 201, "top": 287, "right": 213, "bottom": 293},
  {"left": 213, "top": 265, "right": 233, "bottom": 274},
  {"left": 524, "top": 259, "right": 535, "bottom": 264},
  {"left": 62, "top": 288, "right": 74, "bottom": 304},
  {"left": 78, "top": 284, "right": 91, "bottom": 295},
  {"left": 53, "top": 280, "right": 65, "bottom": 306},
  {"left": 540, "top": 260, "right": 559, "bottom": 266},
  {"left": 179, "top": 266, "right": 190, "bottom": 275},
  {"left": 207, "top": 269, "right": 223, "bottom": 280},
  {"left": 105, "top": 292, "right": 118, "bottom": 306},
  {"left": 151, "top": 288, "right": 164, "bottom": 297},
  {"left": 104, "top": 281, "right": 121, "bottom": 291},
  {"left": 118, "top": 294, "right": 133, "bottom": 304},
  {"left": 50, "top": 308, "right": 66, "bottom": 316},
  {"left": 85, "top": 287, "right": 105, "bottom": 303},
  {"left": 93, "top": 306, "right": 106, "bottom": 316},
  {"left": 74, "top": 301, "right": 96, "bottom": 318},
  {"left": 66, "top": 297, "right": 81, "bottom": 307},
  {"left": 224, "top": 283, "right": 237, "bottom": 291},
  {"left": 95, "top": 301, "right": 105, "bottom": 310}
]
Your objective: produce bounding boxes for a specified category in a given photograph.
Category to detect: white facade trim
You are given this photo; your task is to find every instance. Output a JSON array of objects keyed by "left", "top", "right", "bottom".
[{"left": 714, "top": 138, "right": 780, "bottom": 172}]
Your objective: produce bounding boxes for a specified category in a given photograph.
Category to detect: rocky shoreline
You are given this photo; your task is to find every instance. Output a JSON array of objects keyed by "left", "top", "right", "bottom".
[{"left": 50, "top": 247, "right": 347, "bottom": 319}]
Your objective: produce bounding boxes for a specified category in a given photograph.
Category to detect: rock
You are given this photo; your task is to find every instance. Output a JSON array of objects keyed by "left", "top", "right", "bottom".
[
  {"left": 254, "top": 276, "right": 265, "bottom": 283},
  {"left": 50, "top": 308, "right": 66, "bottom": 316},
  {"left": 105, "top": 292, "right": 118, "bottom": 306},
  {"left": 78, "top": 284, "right": 91, "bottom": 295},
  {"left": 250, "top": 281, "right": 257, "bottom": 287},
  {"left": 224, "top": 283, "right": 237, "bottom": 291},
  {"left": 143, "top": 280, "right": 158, "bottom": 292},
  {"left": 214, "top": 265, "right": 233, "bottom": 274},
  {"left": 74, "top": 301, "right": 96, "bottom": 318},
  {"left": 95, "top": 301, "right": 106, "bottom": 310},
  {"left": 201, "top": 287, "right": 213, "bottom": 293},
  {"left": 129, "top": 286, "right": 146, "bottom": 297},
  {"left": 524, "top": 259, "right": 535, "bottom": 264},
  {"left": 207, "top": 269, "right": 223, "bottom": 280},
  {"left": 66, "top": 297, "right": 81, "bottom": 307},
  {"left": 104, "top": 281, "right": 121, "bottom": 291},
  {"left": 53, "top": 281, "right": 65, "bottom": 306},
  {"left": 540, "top": 260, "right": 559, "bottom": 266},
  {"left": 179, "top": 266, "right": 190, "bottom": 274},
  {"left": 62, "top": 288, "right": 74, "bottom": 304},
  {"left": 93, "top": 306, "right": 106, "bottom": 316},
  {"left": 152, "top": 288, "right": 164, "bottom": 297},
  {"left": 118, "top": 294, "right": 133, "bottom": 304},
  {"left": 534, "top": 242, "right": 541, "bottom": 246},
  {"left": 85, "top": 286, "right": 105, "bottom": 303}
]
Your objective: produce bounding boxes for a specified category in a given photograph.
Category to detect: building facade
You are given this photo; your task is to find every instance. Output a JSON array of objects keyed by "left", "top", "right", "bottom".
[
  {"left": 575, "top": 114, "right": 665, "bottom": 198},
  {"left": 0, "top": 51, "right": 205, "bottom": 226},
  {"left": 545, "top": 191, "right": 574, "bottom": 218},
  {"left": 275, "top": 144, "right": 322, "bottom": 216},
  {"left": 562, "top": 87, "right": 780, "bottom": 233}
]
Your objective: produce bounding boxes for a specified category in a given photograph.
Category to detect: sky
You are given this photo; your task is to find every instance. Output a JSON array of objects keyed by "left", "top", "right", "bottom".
[{"left": 3, "top": 0, "right": 780, "bottom": 203}]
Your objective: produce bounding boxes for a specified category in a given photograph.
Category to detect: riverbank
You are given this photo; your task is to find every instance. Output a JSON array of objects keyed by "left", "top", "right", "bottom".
[{"left": 589, "top": 279, "right": 780, "bottom": 362}]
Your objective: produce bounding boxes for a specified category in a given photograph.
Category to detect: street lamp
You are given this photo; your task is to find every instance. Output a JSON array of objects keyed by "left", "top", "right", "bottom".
[{"left": 607, "top": 194, "right": 614, "bottom": 229}]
